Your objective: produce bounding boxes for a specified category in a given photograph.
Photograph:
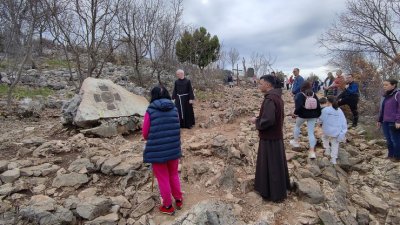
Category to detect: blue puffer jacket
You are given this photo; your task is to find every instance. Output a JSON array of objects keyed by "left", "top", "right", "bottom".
[{"left": 144, "top": 98, "right": 181, "bottom": 163}]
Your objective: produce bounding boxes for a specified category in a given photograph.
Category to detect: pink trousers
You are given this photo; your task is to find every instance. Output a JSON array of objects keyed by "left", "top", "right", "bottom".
[{"left": 152, "top": 159, "right": 183, "bottom": 207}]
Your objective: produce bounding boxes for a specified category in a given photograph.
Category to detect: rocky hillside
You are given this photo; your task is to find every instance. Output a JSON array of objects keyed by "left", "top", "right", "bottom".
[{"left": 0, "top": 78, "right": 399, "bottom": 224}]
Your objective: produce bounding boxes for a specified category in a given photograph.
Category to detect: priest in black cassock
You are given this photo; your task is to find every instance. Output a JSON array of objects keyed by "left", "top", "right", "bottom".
[
  {"left": 250, "top": 75, "right": 291, "bottom": 202},
  {"left": 172, "top": 69, "right": 195, "bottom": 128}
]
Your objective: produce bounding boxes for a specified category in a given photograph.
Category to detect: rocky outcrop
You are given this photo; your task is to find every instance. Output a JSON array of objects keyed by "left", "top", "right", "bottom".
[{"left": 74, "top": 77, "right": 148, "bottom": 128}]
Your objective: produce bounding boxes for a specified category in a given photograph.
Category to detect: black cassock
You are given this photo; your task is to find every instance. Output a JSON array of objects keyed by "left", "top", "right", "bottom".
[{"left": 172, "top": 78, "right": 195, "bottom": 128}]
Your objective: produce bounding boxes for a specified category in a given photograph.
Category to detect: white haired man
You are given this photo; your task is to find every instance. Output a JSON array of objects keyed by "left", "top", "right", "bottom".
[{"left": 172, "top": 69, "right": 195, "bottom": 128}]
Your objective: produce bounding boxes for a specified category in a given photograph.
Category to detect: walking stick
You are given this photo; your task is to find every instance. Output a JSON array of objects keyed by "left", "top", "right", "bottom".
[{"left": 151, "top": 172, "right": 154, "bottom": 192}]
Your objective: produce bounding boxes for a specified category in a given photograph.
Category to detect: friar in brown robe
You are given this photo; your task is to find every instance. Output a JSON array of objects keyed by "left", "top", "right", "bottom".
[
  {"left": 172, "top": 69, "right": 195, "bottom": 129},
  {"left": 250, "top": 74, "right": 291, "bottom": 202}
]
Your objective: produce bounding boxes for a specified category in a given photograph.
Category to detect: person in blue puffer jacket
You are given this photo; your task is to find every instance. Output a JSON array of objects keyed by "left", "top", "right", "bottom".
[{"left": 142, "top": 85, "right": 183, "bottom": 215}]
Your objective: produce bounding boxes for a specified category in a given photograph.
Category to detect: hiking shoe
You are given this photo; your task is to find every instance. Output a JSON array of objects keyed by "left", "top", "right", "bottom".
[
  {"left": 290, "top": 140, "right": 300, "bottom": 148},
  {"left": 175, "top": 199, "right": 183, "bottom": 210},
  {"left": 330, "top": 158, "right": 337, "bottom": 165},
  {"left": 324, "top": 149, "right": 331, "bottom": 157},
  {"left": 159, "top": 205, "right": 175, "bottom": 215},
  {"left": 308, "top": 152, "right": 316, "bottom": 159}
]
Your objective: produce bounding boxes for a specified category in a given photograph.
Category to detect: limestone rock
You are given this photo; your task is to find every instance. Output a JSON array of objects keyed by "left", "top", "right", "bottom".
[
  {"left": 339, "top": 211, "right": 358, "bottom": 225},
  {"left": 85, "top": 213, "right": 119, "bottom": 225},
  {"left": 0, "top": 168, "right": 20, "bottom": 183},
  {"left": 0, "top": 160, "right": 8, "bottom": 173},
  {"left": 33, "top": 140, "right": 70, "bottom": 157},
  {"left": 130, "top": 198, "right": 155, "bottom": 218},
  {"left": 19, "top": 195, "right": 75, "bottom": 225},
  {"left": 110, "top": 195, "right": 132, "bottom": 208},
  {"left": 318, "top": 210, "right": 344, "bottom": 225},
  {"left": 78, "top": 188, "right": 98, "bottom": 199},
  {"left": 74, "top": 77, "right": 148, "bottom": 128},
  {"left": 321, "top": 166, "right": 339, "bottom": 183},
  {"left": 356, "top": 208, "right": 370, "bottom": 225},
  {"left": 64, "top": 196, "right": 80, "bottom": 209},
  {"left": 101, "top": 157, "right": 122, "bottom": 174},
  {"left": 20, "top": 163, "right": 60, "bottom": 177},
  {"left": 52, "top": 172, "right": 89, "bottom": 188},
  {"left": 61, "top": 94, "right": 82, "bottom": 125},
  {"left": 170, "top": 200, "right": 245, "bottom": 225},
  {"left": 76, "top": 196, "right": 112, "bottom": 220},
  {"left": 68, "top": 158, "right": 95, "bottom": 173},
  {"left": 385, "top": 208, "right": 400, "bottom": 225},
  {"left": 361, "top": 190, "right": 389, "bottom": 214},
  {"left": 112, "top": 157, "right": 142, "bottom": 176},
  {"left": 0, "top": 180, "right": 27, "bottom": 195},
  {"left": 296, "top": 178, "right": 325, "bottom": 204}
]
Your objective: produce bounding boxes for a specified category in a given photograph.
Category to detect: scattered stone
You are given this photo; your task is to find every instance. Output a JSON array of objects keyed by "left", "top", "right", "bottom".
[
  {"left": 111, "top": 195, "right": 132, "bottom": 208},
  {"left": 318, "top": 210, "right": 343, "bottom": 225},
  {"left": 218, "top": 165, "right": 238, "bottom": 191},
  {"left": 32, "top": 184, "right": 46, "bottom": 194},
  {"left": 78, "top": 188, "right": 98, "bottom": 199},
  {"left": 101, "top": 157, "right": 122, "bottom": 174},
  {"left": 68, "top": 158, "right": 95, "bottom": 173},
  {"left": 130, "top": 198, "right": 155, "bottom": 218},
  {"left": 296, "top": 178, "right": 325, "bottom": 204},
  {"left": 112, "top": 157, "right": 142, "bottom": 176},
  {"left": 52, "top": 172, "right": 89, "bottom": 188},
  {"left": 64, "top": 196, "right": 80, "bottom": 210},
  {"left": 0, "top": 168, "right": 20, "bottom": 183},
  {"left": 356, "top": 208, "right": 370, "bottom": 225},
  {"left": 361, "top": 190, "right": 389, "bottom": 214},
  {"left": 85, "top": 213, "right": 119, "bottom": 225},
  {"left": 20, "top": 163, "right": 60, "bottom": 177},
  {"left": 170, "top": 200, "right": 245, "bottom": 225},
  {"left": 321, "top": 166, "right": 339, "bottom": 183},
  {"left": 76, "top": 196, "right": 112, "bottom": 220},
  {"left": 385, "top": 208, "right": 400, "bottom": 225},
  {"left": 0, "top": 161, "right": 9, "bottom": 173},
  {"left": 339, "top": 211, "right": 358, "bottom": 225},
  {"left": 19, "top": 195, "right": 76, "bottom": 225}
]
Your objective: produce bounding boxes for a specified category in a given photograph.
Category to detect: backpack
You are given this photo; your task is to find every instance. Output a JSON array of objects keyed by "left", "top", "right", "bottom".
[{"left": 302, "top": 92, "right": 317, "bottom": 110}]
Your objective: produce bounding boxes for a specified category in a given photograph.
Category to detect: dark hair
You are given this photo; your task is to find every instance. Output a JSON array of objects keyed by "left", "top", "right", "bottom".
[
  {"left": 327, "top": 95, "right": 339, "bottom": 110},
  {"left": 150, "top": 85, "right": 171, "bottom": 103},
  {"left": 260, "top": 75, "right": 278, "bottom": 88},
  {"left": 300, "top": 81, "right": 312, "bottom": 92},
  {"left": 319, "top": 97, "right": 327, "bottom": 104},
  {"left": 385, "top": 79, "right": 398, "bottom": 88}
]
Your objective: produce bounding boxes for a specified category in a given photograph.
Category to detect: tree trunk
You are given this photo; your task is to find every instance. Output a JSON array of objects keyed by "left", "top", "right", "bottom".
[
  {"left": 7, "top": 17, "right": 35, "bottom": 106},
  {"left": 242, "top": 57, "right": 247, "bottom": 77},
  {"left": 39, "top": 27, "right": 43, "bottom": 56}
]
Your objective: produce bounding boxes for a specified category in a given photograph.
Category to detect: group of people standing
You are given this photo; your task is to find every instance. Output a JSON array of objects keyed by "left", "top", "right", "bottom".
[
  {"left": 140, "top": 67, "right": 399, "bottom": 214},
  {"left": 252, "top": 68, "right": 399, "bottom": 203}
]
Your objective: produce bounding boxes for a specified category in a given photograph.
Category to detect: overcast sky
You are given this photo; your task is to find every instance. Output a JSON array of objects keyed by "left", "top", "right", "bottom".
[{"left": 182, "top": 0, "right": 348, "bottom": 78}]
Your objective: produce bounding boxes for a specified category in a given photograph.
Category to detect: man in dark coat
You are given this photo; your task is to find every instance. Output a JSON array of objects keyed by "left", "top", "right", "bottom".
[
  {"left": 172, "top": 69, "right": 195, "bottom": 128},
  {"left": 250, "top": 75, "right": 291, "bottom": 202}
]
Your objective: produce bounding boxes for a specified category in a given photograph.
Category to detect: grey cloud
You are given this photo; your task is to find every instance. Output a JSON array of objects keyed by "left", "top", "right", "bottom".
[{"left": 183, "top": 0, "right": 347, "bottom": 75}]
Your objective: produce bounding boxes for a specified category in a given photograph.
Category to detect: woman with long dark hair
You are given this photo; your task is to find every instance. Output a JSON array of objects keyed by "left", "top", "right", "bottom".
[
  {"left": 142, "top": 85, "right": 183, "bottom": 215},
  {"left": 377, "top": 79, "right": 400, "bottom": 161},
  {"left": 290, "top": 81, "right": 322, "bottom": 159}
]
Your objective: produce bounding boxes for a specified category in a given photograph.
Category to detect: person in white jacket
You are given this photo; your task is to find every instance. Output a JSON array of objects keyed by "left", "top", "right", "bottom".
[{"left": 319, "top": 96, "right": 348, "bottom": 164}]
